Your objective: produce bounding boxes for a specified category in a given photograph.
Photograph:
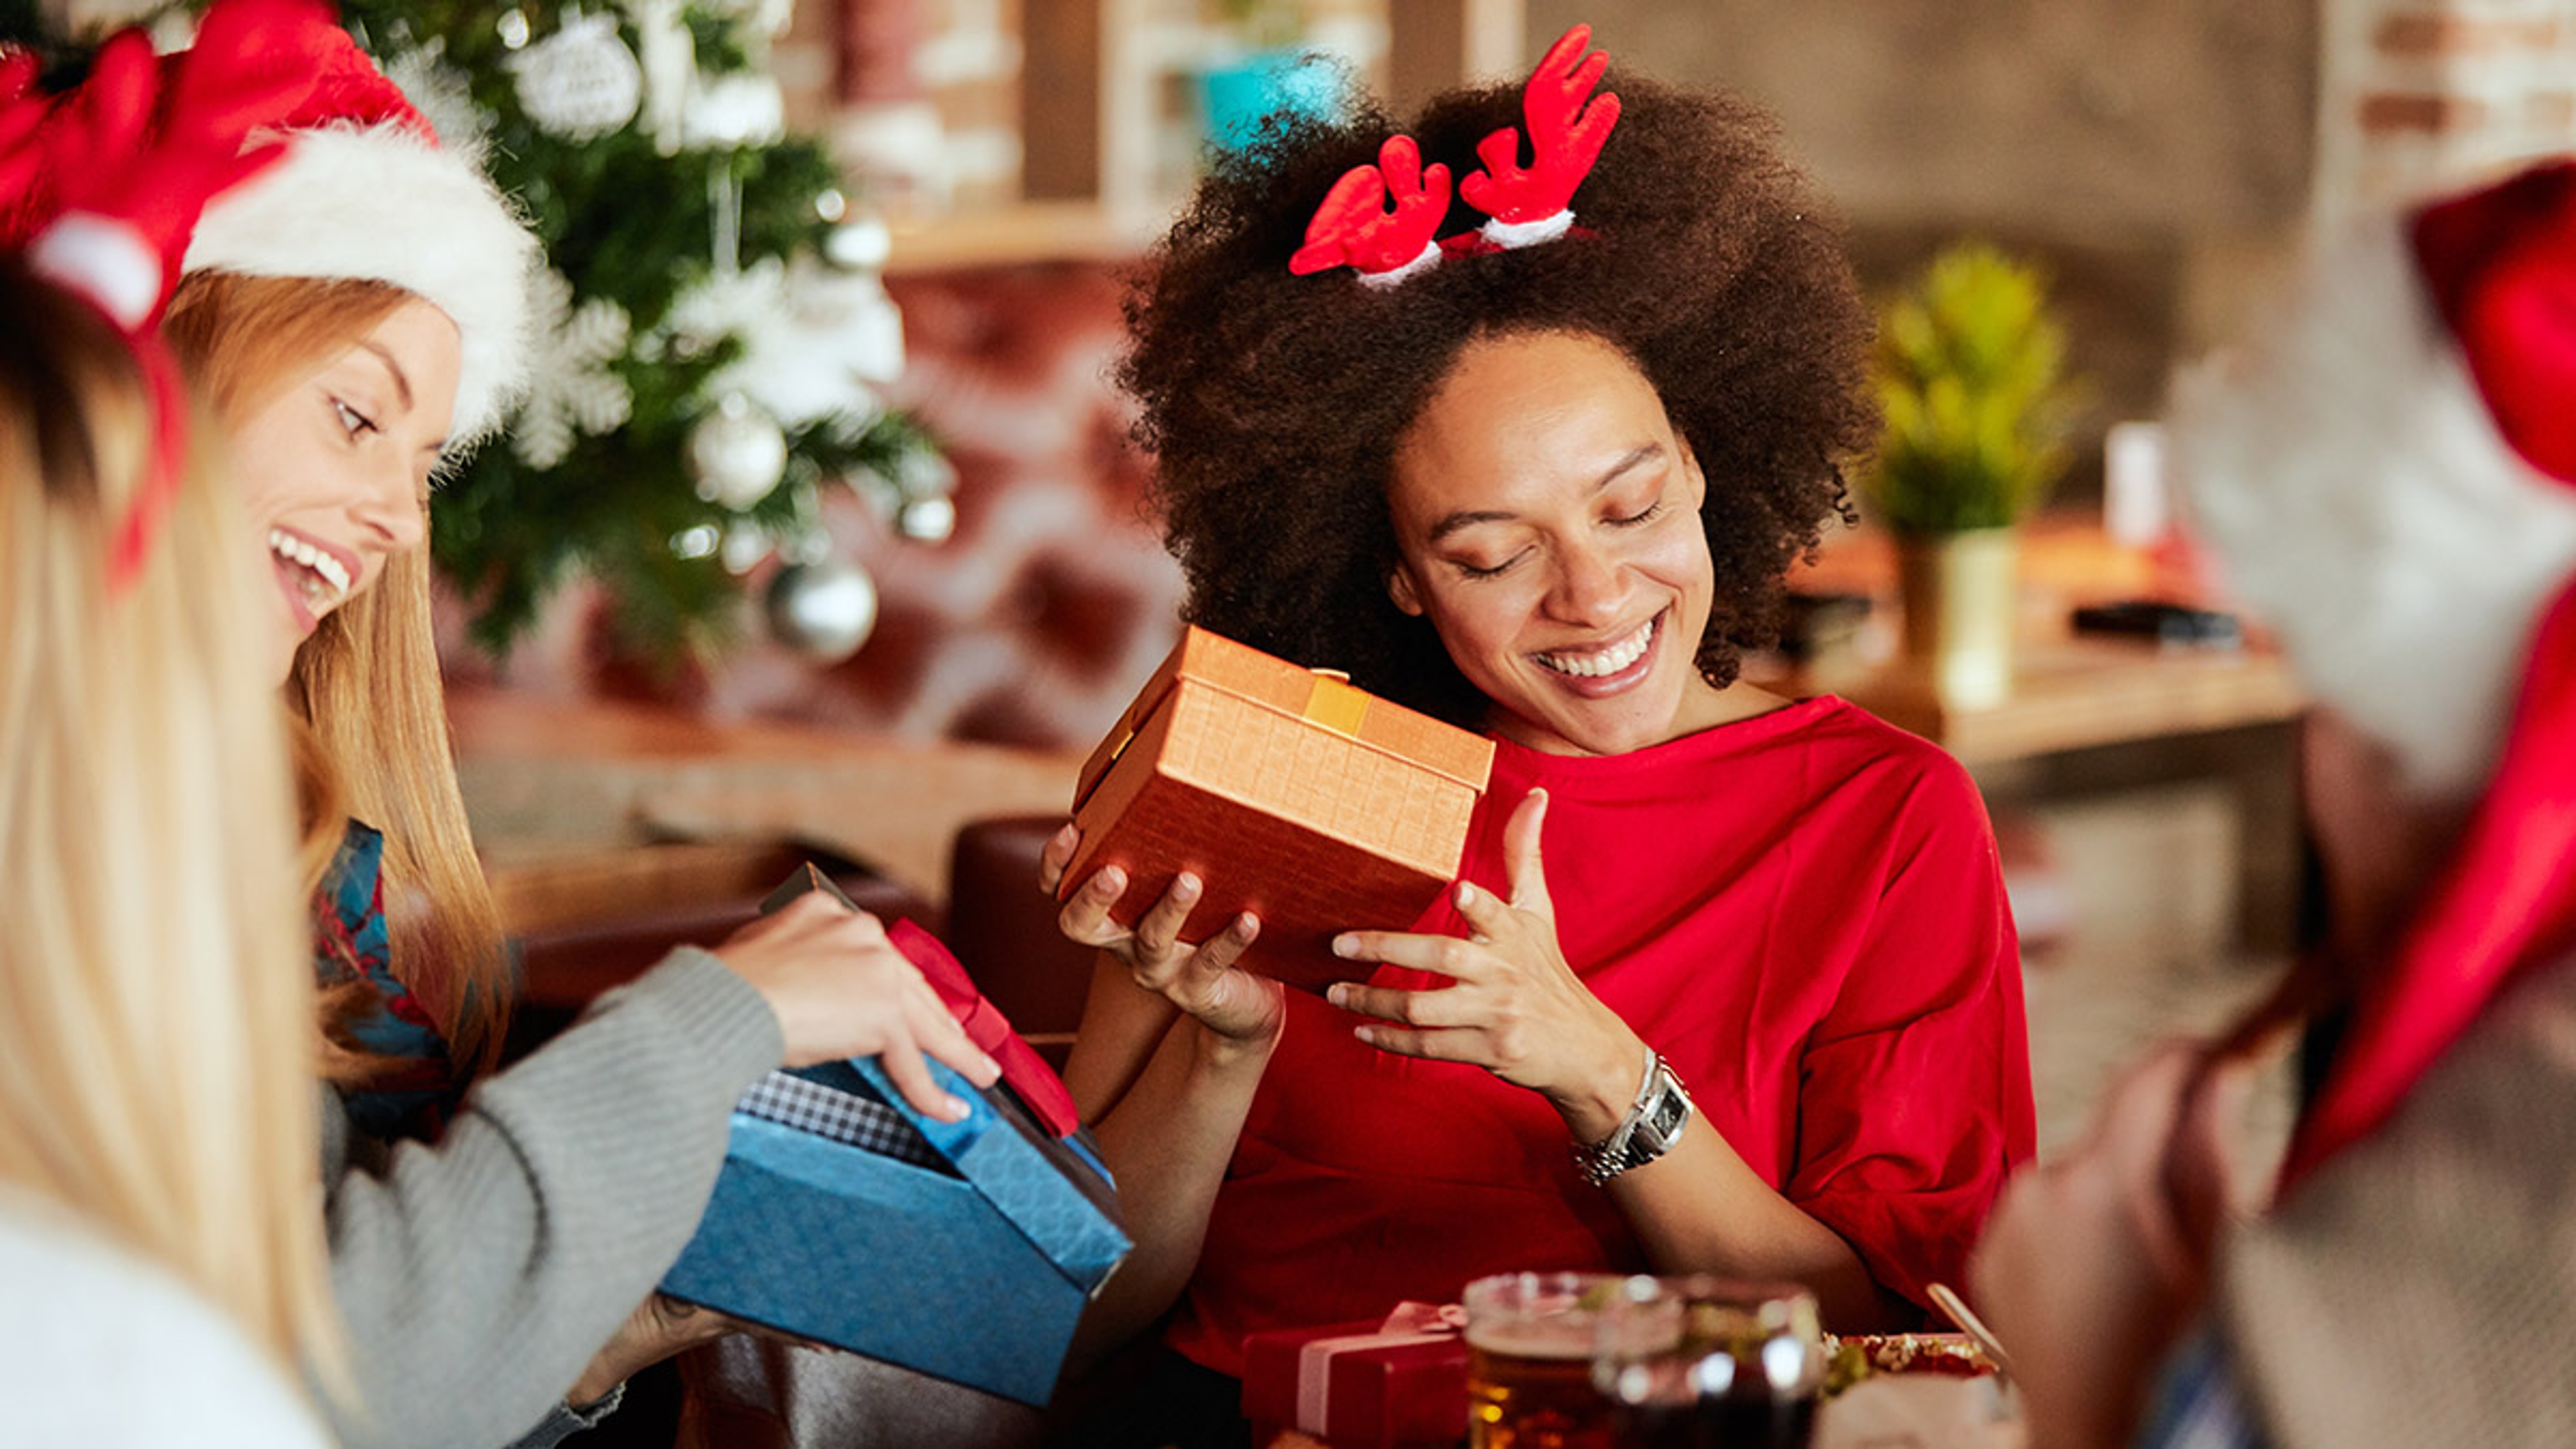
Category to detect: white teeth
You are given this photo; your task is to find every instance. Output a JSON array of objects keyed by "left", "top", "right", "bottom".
[
  {"left": 268, "top": 529, "right": 352, "bottom": 607},
  {"left": 1538, "top": 615, "right": 1656, "bottom": 678}
]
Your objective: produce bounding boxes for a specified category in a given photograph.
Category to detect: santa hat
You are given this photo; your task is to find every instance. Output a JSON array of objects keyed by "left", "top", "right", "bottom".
[
  {"left": 176, "top": 10, "right": 538, "bottom": 450},
  {"left": 2173, "top": 160, "right": 2576, "bottom": 1183}
]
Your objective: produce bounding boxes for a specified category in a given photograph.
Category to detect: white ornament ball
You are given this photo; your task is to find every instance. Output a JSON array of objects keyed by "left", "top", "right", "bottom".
[
  {"left": 513, "top": 13, "right": 643, "bottom": 140},
  {"left": 897, "top": 494, "right": 956, "bottom": 543},
  {"left": 684, "top": 72, "right": 787, "bottom": 148},
  {"left": 824, "top": 215, "right": 893, "bottom": 271},
  {"left": 765, "top": 558, "right": 879, "bottom": 663},
  {"left": 687, "top": 395, "right": 789, "bottom": 509}
]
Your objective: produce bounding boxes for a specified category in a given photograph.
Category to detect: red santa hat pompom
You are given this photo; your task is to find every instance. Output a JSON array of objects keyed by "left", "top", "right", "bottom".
[
  {"left": 2175, "top": 160, "right": 2576, "bottom": 1181},
  {"left": 178, "top": 11, "right": 540, "bottom": 451}
]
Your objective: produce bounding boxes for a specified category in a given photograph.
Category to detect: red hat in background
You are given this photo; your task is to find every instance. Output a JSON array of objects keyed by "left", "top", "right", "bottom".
[{"left": 2175, "top": 160, "right": 2576, "bottom": 1184}]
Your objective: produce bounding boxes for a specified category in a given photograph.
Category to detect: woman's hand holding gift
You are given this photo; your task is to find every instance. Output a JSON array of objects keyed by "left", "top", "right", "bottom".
[
  {"left": 1322, "top": 790, "right": 1646, "bottom": 1136},
  {"left": 1040, "top": 823, "right": 1285, "bottom": 1053},
  {"left": 712, "top": 891, "right": 1001, "bottom": 1119}
]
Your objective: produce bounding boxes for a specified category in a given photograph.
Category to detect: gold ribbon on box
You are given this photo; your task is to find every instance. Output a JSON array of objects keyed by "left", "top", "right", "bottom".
[{"left": 1303, "top": 670, "right": 1371, "bottom": 737}]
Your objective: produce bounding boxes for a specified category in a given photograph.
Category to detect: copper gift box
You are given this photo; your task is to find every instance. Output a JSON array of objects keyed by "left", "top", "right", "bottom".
[{"left": 1062, "top": 627, "right": 1495, "bottom": 992}]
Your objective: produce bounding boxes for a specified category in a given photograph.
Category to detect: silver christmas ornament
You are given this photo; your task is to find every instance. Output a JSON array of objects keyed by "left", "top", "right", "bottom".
[
  {"left": 765, "top": 557, "right": 879, "bottom": 662},
  {"left": 686, "top": 394, "right": 789, "bottom": 509},
  {"left": 511, "top": 11, "right": 643, "bottom": 140}
]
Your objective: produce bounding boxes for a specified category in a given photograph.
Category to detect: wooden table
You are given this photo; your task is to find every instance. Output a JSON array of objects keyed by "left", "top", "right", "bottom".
[{"left": 449, "top": 686, "right": 1089, "bottom": 920}]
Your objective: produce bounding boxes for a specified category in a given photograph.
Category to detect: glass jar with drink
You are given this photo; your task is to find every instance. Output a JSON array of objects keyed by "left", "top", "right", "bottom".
[
  {"left": 1462, "top": 1271, "right": 1827, "bottom": 1449},
  {"left": 1464, "top": 1272, "right": 1624, "bottom": 1449},
  {"left": 1589, "top": 1276, "right": 1825, "bottom": 1448}
]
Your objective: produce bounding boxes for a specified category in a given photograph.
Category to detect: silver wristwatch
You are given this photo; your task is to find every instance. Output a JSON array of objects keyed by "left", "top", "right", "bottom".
[{"left": 1572, "top": 1051, "right": 1693, "bottom": 1187}]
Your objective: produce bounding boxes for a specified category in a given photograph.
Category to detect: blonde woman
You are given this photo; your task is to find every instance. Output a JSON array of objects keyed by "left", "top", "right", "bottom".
[
  {"left": 0, "top": 251, "right": 337, "bottom": 1440},
  {"left": 6, "top": 11, "right": 998, "bottom": 1447}
]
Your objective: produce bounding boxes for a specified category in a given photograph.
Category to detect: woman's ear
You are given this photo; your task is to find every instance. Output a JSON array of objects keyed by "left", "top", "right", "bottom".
[{"left": 1385, "top": 562, "right": 1426, "bottom": 617}]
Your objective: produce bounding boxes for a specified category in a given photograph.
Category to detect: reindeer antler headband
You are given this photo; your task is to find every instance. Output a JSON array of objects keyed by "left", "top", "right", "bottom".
[{"left": 1289, "top": 23, "right": 1621, "bottom": 288}]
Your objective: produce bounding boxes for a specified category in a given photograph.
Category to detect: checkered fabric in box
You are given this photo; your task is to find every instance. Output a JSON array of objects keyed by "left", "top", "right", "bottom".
[{"left": 734, "top": 1069, "right": 948, "bottom": 1172}]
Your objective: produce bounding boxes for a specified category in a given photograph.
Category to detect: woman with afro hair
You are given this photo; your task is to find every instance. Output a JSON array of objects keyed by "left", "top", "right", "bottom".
[{"left": 1040, "top": 28, "right": 2035, "bottom": 1431}]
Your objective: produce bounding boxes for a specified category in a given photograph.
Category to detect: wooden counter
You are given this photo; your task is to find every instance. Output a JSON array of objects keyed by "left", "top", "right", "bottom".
[{"left": 451, "top": 687, "right": 1087, "bottom": 914}]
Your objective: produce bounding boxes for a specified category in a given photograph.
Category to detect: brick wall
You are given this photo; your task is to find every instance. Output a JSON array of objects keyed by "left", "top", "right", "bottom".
[{"left": 2322, "top": 0, "right": 2576, "bottom": 214}]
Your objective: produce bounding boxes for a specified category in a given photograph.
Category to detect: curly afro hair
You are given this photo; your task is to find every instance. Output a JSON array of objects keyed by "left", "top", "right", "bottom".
[{"left": 1120, "top": 65, "right": 1876, "bottom": 727}]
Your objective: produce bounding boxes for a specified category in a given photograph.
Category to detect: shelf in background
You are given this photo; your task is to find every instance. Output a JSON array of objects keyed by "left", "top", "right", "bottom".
[{"left": 884, "top": 200, "right": 1166, "bottom": 274}]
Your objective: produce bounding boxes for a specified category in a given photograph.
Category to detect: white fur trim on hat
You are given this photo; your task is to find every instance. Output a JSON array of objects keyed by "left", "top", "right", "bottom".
[
  {"left": 181, "top": 119, "right": 539, "bottom": 453},
  {"left": 2174, "top": 212, "right": 2576, "bottom": 800}
]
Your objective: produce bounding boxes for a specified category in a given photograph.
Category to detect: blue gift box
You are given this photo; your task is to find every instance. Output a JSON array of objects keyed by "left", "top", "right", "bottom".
[{"left": 661, "top": 1053, "right": 1130, "bottom": 1405}]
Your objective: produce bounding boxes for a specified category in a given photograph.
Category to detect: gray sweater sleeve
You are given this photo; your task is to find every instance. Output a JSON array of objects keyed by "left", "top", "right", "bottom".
[{"left": 317, "top": 947, "right": 784, "bottom": 1449}]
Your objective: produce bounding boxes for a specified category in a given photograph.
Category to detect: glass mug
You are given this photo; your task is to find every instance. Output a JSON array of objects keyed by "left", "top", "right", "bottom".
[
  {"left": 1463, "top": 1271, "right": 1623, "bottom": 1449},
  {"left": 1589, "top": 1276, "right": 1826, "bottom": 1449}
]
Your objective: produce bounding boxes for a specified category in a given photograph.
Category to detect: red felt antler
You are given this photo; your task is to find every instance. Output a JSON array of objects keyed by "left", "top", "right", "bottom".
[
  {"left": 1288, "top": 133, "right": 1452, "bottom": 285},
  {"left": 1459, "top": 23, "right": 1620, "bottom": 239}
]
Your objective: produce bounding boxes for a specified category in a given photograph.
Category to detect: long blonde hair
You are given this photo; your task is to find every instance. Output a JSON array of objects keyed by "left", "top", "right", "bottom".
[
  {"left": 164, "top": 272, "right": 512, "bottom": 1077},
  {"left": 0, "top": 264, "right": 343, "bottom": 1383}
]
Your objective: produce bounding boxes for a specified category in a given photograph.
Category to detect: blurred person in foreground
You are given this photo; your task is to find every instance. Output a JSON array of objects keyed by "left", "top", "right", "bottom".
[
  {"left": 1, "top": 9, "right": 1000, "bottom": 1445},
  {"left": 0, "top": 61, "right": 337, "bottom": 1446},
  {"left": 1972, "top": 159, "right": 2576, "bottom": 1446}
]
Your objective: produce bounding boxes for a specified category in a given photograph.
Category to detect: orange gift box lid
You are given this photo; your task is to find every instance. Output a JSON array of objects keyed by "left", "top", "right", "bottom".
[{"left": 1064, "top": 627, "right": 1495, "bottom": 992}]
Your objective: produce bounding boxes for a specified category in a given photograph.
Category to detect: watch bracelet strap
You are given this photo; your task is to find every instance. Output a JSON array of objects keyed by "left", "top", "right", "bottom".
[{"left": 1573, "top": 1049, "right": 1685, "bottom": 1187}]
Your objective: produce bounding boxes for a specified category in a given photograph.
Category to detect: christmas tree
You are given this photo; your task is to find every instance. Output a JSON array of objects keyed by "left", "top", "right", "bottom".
[
  {"left": 13, "top": 0, "right": 950, "bottom": 666},
  {"left": 346, "top": 0, "right": 951, "bottom": 667}
]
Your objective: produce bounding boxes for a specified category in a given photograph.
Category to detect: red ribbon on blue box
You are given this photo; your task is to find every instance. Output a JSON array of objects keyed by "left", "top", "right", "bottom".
[
  {"left": 1241, "top": 1301, "right": 1472, "bottom": 1448},
  {"left": 887, "top": 918, "right": 1081, "bottom": 1138}
]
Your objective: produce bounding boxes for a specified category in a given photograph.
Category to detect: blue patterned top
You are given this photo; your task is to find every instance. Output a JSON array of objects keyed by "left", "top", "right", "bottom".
[{"left": 313, "top": 821, "right": 465, "bottom": 1142}]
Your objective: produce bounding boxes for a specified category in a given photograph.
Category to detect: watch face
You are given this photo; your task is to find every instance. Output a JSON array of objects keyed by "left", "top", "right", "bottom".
[{"left": 1641, "top": 1075, "right": 1690, "bottom": 1147}]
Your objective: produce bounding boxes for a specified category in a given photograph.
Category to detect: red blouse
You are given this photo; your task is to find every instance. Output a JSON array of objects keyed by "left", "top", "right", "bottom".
[{"left": 1165, "top": 696, "right": 2035, "bottom": 1376}]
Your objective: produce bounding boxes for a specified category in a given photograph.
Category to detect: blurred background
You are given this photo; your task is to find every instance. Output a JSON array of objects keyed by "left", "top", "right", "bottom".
[{"left": 56, "top": 0, "right": 2576, "bottom": 1151}]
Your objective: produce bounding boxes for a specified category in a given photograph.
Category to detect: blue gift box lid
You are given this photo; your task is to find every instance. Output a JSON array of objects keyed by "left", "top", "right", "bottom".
[{"left": 777, "top": 1055, "right": 1129, "bottom": 1288}]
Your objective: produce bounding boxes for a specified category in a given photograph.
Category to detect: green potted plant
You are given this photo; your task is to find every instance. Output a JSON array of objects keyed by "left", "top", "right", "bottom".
[{"left": 1867, "top": 241, "right": 2083, "bottom": 707}]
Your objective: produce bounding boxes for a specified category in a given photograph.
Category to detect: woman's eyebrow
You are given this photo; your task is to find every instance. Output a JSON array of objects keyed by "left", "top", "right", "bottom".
[
  {"left": 358, "top": 341, "right": 415, "bottom": 412},
  {"left": 1424, "top": 443, "right": 1664, "bottom": 544}
]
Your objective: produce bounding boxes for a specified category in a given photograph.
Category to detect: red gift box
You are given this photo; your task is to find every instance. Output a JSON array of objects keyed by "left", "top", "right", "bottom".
[{"left": 1242, "top": 1302, "right": 1471, "bottom": 1448}]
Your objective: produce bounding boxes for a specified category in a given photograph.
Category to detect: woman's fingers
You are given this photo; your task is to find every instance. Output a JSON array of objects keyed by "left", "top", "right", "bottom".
[
  {"left": 1332, "top": 928, "right": 1485, "bottom": 982},
  {"left": 1450, "top": 879, "right": 1515, "bottom": 943},
  {"left": 1350, "top": 1020, "right": 1476, "bottom": 1062},
  {"left": 1036, "top": 821, "right": 1080, "bottom": 894},
  {"left": 1132, "top": 872, "right": 1203, "bottom": 957},
  {"left": 2166, "top": 1051, "right": 2257, "bottom": 1256},
  {"left": 1328, "top": 979, "right": 1467, "bottom": 1028},
  {"left": 875, "top": 1035, "right": 972, "bottom": 1122},
  {"left": 1501, "top": 788, "right": 1554, "bottom": 917},
  {"left": 1183, "top": 911, "right": 1260, "bottom": 979},
  {"left": 1055, "top": 863, "right": 1128, "bottom": 945},
  {"left": 911, "top": 985, "right": 1001, "bottom": 1088}
]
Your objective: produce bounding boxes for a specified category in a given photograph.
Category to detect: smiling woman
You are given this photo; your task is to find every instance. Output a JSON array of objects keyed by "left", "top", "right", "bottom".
[
  {"left": 1034, "top": 28, "right": 2037, "bottom": 1444},
  {"left": 1383, "top": 329, "right": 1743, "bottom": 757},
  {"left": 172, "top": 277, "right": 451, "bottom": 683}
]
